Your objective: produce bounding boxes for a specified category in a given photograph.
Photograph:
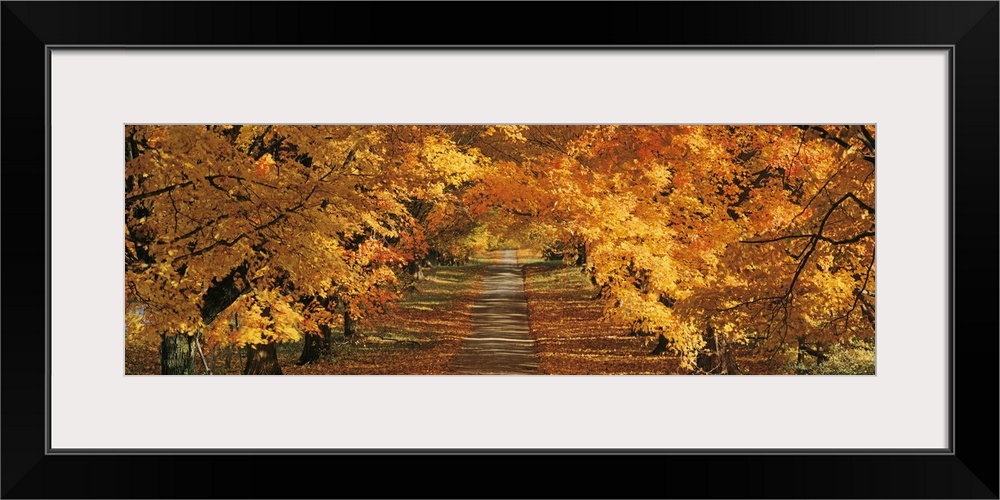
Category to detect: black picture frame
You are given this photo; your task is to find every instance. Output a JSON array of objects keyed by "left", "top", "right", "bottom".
[{"left": 3, "top": 2, "right": 996, "bottom": 498}]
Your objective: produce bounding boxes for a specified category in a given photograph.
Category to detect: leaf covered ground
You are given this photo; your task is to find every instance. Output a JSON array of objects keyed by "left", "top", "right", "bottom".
[
  {"left": 125, "top": 260, "right": 488, "bottom": 375},
  {"left": 127, "top": 250, "right": 872, "bottom": 375},
  {"left": 285, "top": 261, "right": 488, "bottom": 375},
  {"left": 520, "top": 251, "right": 681, "bottom": 375}
]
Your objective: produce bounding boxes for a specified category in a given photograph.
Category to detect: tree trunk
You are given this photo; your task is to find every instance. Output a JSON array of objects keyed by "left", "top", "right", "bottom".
[
  {"left": 575, "top": 242, "right": 587, "bottom": 266},
  {"left": 160, "top": 333, "right": 195, "bottom": 375},
  {"left": 796, "top": 336, "right": 827, "bottom": 372},
  {"left": 697, "top": 327, "right": 740, "bottom": 374},
  {"left": 696, "top": 327, "right": 719, "bottom": 373},
  {"left": 797, "top": 336, "right": 806, "bottom": 367},
  {"left": 717, "top": 331, "right": 740, "bottom": 374},
  {"left": 406, "top": 260, "right": 423, "bottom": 280},
  {"left": 297, "top": 331, "right": 324, "bottom": 365},
  {"left": 297, "top": 324, "right": 332, "bottom": 365},
  {"left": 343, "top": 311, "right": 359, "bottom": 338},
  {"left": 650, "top": 333, "right": 670, "bottom": 355},
  {"left": 243, "top": 343, "right": 282, "bottom": 375}
]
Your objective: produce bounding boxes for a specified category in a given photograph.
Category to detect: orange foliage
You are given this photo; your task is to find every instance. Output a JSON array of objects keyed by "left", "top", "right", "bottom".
[{"left": 126, "top": 124, "right": 875, "bottom": 375}]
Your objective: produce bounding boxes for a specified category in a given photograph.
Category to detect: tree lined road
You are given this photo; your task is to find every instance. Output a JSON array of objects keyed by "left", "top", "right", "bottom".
[
  {"left": 450, "top": 250, "right": 539, "bottom": 374},
  {"left": 127, "top": 125, "right": 875, "bottom": 375}
]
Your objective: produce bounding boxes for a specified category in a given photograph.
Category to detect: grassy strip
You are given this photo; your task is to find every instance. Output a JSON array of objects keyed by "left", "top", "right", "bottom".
[{"left": 521, "top": 257, "right": 680, "bottom": 375}]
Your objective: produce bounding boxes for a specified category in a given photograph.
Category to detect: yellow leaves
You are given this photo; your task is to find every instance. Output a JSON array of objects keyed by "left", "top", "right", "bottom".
[
  {"left": 145, "top": 127, "right": 168, "bottom": 148},
  {"left": 124, "top": 303, "right": 148, "bottom": 343},
  {"left": 644, "top": 161, "right": 673, "bottom": 190},
  {"left": 515, "top": 124, "right": 875, "bottom": 364},
  {"left": 203, "top": 290, "right": 304, "bottom": 347},
  {"left": 484, "top": 125, "right": 528, "bottom": 143},
  {"left": 253, "top": 153, "right": 275, "bottom": 177},
  {"left": 420, "top": 134, "right": 483, "bottom": 185},
  {"left": 269, "top": 298, "right": 304, "bottom": 343},
  {"left": 125, "top": 124, "right": 874, "bottom": 374},
  {"left": 235, "top": 125, "right": 269, "bottom": 152}
]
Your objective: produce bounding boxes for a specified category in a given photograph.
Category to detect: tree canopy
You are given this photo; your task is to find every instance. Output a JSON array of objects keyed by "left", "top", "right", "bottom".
[{"left": 125, "top": 124, "right": 875, "bottom": 374}]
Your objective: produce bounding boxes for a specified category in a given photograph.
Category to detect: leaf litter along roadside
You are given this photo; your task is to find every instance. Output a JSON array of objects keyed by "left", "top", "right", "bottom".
[
  {"left": 283, "top": 259, "right": 489, "bottom": 375},
  {"left": 127, "top": 126, "right": 875, "bottom": 376},
  {"left": 518, "top": 250, "right": 680, "bottom": 375},
  {"left": 124, "top": 259, "right": 489, "bottom": 375},
  {"left": 126, "top": 249, "right": 666, "bottom": 375}
]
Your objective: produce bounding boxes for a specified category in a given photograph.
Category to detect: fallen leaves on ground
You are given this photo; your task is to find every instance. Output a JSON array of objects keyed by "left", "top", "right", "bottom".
[
  {"left": 522, "top": 258, "right": 680, "bottom": 374},
  {"left": 282, "top": 262, "right": 488, "bottom": 375}
]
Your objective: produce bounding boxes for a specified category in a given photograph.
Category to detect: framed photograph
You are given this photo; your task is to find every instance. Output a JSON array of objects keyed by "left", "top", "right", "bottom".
[{"left": 3, "top": 2, "right": 996, "bottom": 498}]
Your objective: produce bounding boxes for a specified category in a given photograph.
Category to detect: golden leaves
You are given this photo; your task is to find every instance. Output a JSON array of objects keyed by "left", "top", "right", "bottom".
[
  {"left": 125, "top": 124, "right": 874, "bottom": 375},
  {"left": 484, "top": 125, "right": 528, "bottom": 143},
  {"left": 497, "top": 125, "right": 875, "bottom": 371},
  {"left": 253, "top": 153, "right": 275, "bottom": 177},
  {"left": 145, "top": 127, "right": 168, "bottom": 148}
]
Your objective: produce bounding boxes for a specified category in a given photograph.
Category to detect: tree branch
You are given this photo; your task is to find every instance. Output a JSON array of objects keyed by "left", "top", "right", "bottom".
[
  {"left": 845, "top": 253, "right": 877, "bottom": 330},
  {"left": 797, "top": 125, "right": 875, "bottom": 165},
  {"left": 857, "top": 125, "right": 876, "bottom": 151},
  {"left": 741, "top": 231, "right": 874, "bottom": 245},
  {"left": 843, "top": 192, "right": 875, "bottom": 214},
  {"left": 125, "top": 181, "right": 193, "bottom": 205}
]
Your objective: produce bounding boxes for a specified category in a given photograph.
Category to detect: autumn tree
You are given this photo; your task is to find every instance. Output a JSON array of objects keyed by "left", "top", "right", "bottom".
[
  {"left": 285, "top": 126, "right": 489, "bottom": 364},
  {"left": 462, "top": 124, "right": 875, "bottom": 373},
  {"left": 127, "top": 124, "right": 874, "bottom": 376},
  {"left": 126, "top": 125, "right": 310, "bottom": 374},
  {"left": 127, "top": 126, "right": 421, "bottom": 373}
]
